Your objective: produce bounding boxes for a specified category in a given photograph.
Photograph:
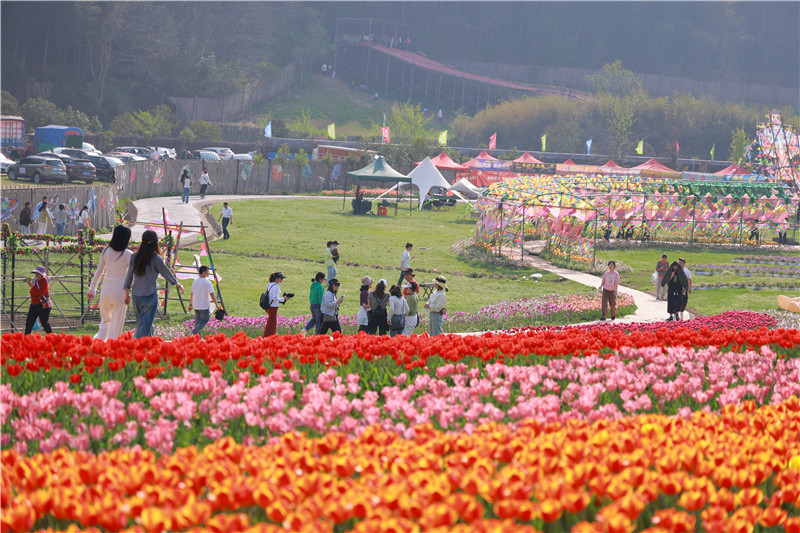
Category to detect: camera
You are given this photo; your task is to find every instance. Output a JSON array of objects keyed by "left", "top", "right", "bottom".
[{"left": 284, "top": 292, "right": 295, "bottom": 299}]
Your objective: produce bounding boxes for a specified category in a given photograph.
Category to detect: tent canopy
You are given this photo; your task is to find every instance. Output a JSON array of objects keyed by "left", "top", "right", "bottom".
[
  {"left": 715, "top": 163, "right": 750, "bottom": 175},
  {"left": 632, "top": 158, "right": 675, "bottom": 172},
  {"left": 562, "top": 158, "right": 576, "bottom": 165},
  {"left": 464, "top": 150, "right": 498, "bottom": 168},
  {"left": 407, "top": 156, "right": 452, "bottom": 208},
  {"left": 448, "top": 177, "right": 483, "bottom": 195},
  {"left": 601, "top": 160, "right": 622, "bottom": 168},
  {"left": 347, "top": 156, "right": 410, "bottom": 182},
  {"left": 514, "top": 151, "right": 544, "bottom": 164},
  {"left": 416, "top": 151, "right": 466, "bottom": 170}
]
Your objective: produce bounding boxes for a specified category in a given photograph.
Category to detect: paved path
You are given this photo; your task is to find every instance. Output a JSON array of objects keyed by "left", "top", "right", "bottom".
[{"left": 112, "top": 194, "right": 690, "bottom": 325}]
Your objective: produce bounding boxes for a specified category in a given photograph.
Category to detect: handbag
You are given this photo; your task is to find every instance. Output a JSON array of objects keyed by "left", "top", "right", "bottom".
[
  {"left": 356, "top": 306, "right": 369, "bottom": 326},
  {"left": 390, "top": 314, "right": 405, "bottom": 332},
  {"left": 214, "top": 307, "right": 227, "bottom": 321},
  {"left": 322, "top": 312, "right": 338, "bottom": 323}
]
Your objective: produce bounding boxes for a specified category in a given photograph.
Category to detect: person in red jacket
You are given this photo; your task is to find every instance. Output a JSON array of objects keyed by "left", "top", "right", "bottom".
[{"left": 25, "top": 265, "right": 53, "bottom": 334}]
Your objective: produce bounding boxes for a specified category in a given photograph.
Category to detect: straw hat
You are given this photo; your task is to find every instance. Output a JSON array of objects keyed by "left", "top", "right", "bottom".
[{"left": 433, "top": 275, "right": 448, "bottom": 290}]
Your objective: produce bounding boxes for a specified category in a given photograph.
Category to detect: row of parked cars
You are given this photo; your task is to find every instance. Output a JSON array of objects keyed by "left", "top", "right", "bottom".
[{"left": 3, "top": 145, "right": 251, "bottom": 185}]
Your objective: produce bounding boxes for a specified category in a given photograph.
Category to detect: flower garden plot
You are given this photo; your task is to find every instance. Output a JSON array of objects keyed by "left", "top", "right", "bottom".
[{"left": 693, "top": 263, "right": 800, "bottom": 277}]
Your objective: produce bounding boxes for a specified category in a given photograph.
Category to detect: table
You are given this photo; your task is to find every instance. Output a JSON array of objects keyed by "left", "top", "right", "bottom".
[{"left": 419, "top": 282, "right": 436, "bottom": 300}]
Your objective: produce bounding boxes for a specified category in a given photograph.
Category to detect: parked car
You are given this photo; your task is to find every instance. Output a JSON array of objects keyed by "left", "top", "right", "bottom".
[
  {"left": 112, "top": 146, "right": 153, "bottom": 158},
  {"left": 192, "top": 150, "right": 221, "bottom": 161},
  {"left": 0, "top": 153, "right": 14, "bottom": 173},
  {"left": 108, "top": 152, "right": 147, "bottom": 163},
  {"left": 40, "top": 152, "right": 96, "bottom": 184},
  {"left": 7, "top": 155, "right": 68, "bottom": 183},
  {"left": 232, "top": 153, "right": 254, "bottom": 161},
  {"left": 82, "top": 142, "right": 102, "bottom": 155},
  {"left": 53, "top": 147, "right": 89, "bottom": 158},
  {"left": 202, "top": 147, "right": 234, "bottom": 160},
  {"left": 85, "top": 154, "right": 123, "bottom": 183}
]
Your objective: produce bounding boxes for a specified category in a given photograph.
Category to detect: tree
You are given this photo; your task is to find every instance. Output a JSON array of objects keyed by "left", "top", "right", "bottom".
[
  {"left": 78, "top": 2, "right": 132, "bottom": 109},
  {"left": 59, "top": 106, "right": 103, "bottom": 134},
  {"left": 180, "top": 120, "right": 221, "bottom": 142},
  {"left": 729, "top": 127, "right": 751, "bottom": 166},
  {"left": 133, "top": 105, "right": 176, "bottom": 140},
  {"left": 293, "top": 148, "right": 309, "bottom": 192},
  {"left": 20, "top": 98, "right": 61, "bottom": 131},
  {"left": 109, "top": 112, "right": 140, "bottom": 136},
  {"left": 385, "top": 102, "right": 431, "bottom": 143},
  {"left": 588, "top": 61, "right": 647, "bottom": 160},
  {"left": 1, "top": 91, "right": 20, "bottom": 115}
]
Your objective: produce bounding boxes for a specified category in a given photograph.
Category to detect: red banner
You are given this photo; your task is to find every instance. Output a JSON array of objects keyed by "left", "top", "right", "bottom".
[{"left": 381, "top": 127, "right": 390, "bottom": 144}]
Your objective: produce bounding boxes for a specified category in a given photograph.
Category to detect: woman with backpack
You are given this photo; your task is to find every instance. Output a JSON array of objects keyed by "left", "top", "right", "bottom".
[
  {"left": 387, "top": 284, "right": 409, "bottom": 337},
  {"left": 367, "top": 279, "right": 389, "bottom": 335},
  {"left": 263, "top": 272, "right": 294, "bottom": 336}
]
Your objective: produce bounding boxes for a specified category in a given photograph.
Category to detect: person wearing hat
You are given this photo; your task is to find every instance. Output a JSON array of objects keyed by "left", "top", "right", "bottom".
[
  {"left": 263, "top": 271, "right": 294, "bottom": 336},
  {"left": 401, "top": 282, "right": 419, "bottom": 336},
  {"left": 325, "top": 241, "right": 338, "bottom": 282},
  {"left": 88, "top": 225, "right": 134, "bottom": 340},
  {"left": 124, "top": 230, "right": 185, "bottom": 338},
  {"left": 24, "top": 266, "right": 53, "bottom": 334},
  {"left": 319, "top": 278, "right": 345, "bottom": 335},
  {"left": 303, "top": 272, "right": 326, "bottom": 336},
  {"left": 424, "top": 276, "right": 448, "bottom": 336},
  {"left": 397, "top": 243, "right": 415, "bottom": 286},
  {"left": 401, "top": 268, "right": 420, "bottom": 294},
  {"left": 357, "top": 276, "right": 373, "bottom": 333}
]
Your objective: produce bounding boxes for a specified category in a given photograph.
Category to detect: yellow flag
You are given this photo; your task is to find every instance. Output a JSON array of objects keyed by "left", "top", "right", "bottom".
[
  {"left": 327, "top": 123, "right": 335, "bottom": 140},
  {"left": 541, "top": 134, "right": 547, "bottom": 152},
  {"left": 710, "top": 143, "right": 715, "bottom": 161},
  {"left": 636, "top": 140, "right": 644, "bottom": 155},
  {"left": 438, "top": 130, "right": 448, "bottom": 147}
]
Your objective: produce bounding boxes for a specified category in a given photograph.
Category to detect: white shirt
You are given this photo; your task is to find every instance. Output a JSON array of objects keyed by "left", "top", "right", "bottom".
[
  {"left": 200, "top": 172, "right": 211, "bottom": 185},
  {"left": 400, "top": 250, "right": 411, "bottom": 270},
  {"left": 79, "top": 210, "right": 90, "bottom": 225},
  {"left": 183, "top": 177, "right": 191, "bottom": 188},
  {"left": 191, "top": 277, "right": 215, "bottom": 310},
  {"left": 683, "top": 268, "right": 692, "bottom": 280},
  {"left": 221, "top": 206, "right": 233, "bottom": 218},
  {"left": 33, "top": 201, "right": 45, "bottom": 221},
  {"left": 267, "top": 282, "right": 284, "bottom": 308},
  {"left": 388, "top": 295, "right": 409, "bottom": 316},
  {"left": 320, "top": 290, "right": 339, "bottom": 315},
  {"left": 427, "top": 290, "right": 447, "bottom": 312},
  {"left": 89, "top": 248, "right": 134, "bottom": 293}
]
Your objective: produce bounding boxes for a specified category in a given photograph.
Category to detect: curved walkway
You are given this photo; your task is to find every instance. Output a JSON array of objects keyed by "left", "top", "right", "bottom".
[{"left": 115, "top": 194, "right": 690, "bottom": 325}]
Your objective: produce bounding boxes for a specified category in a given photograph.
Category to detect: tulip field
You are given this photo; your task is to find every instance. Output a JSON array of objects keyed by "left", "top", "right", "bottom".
[{"left": 3, "top": 310, "right": 800, "bottom": 532}]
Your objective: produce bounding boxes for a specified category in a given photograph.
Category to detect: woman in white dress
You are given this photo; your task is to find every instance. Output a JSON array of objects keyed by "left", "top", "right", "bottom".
[{"left": 88, "top": 226, "right": 133, "bottom": 340}]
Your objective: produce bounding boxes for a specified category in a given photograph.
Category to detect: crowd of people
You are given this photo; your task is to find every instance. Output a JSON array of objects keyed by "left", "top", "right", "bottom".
[
  {"left": 17, "top": 196, "right": 92, "bottom": 238},
  {"left": 653, "top": 253, "right": 692, "bottom": 321}
]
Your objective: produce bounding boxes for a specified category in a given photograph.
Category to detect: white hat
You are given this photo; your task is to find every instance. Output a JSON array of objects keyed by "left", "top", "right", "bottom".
[
  {"left": 402, "top": 282, "right": 414, "bottom": 289},
  {"left": 378, "top": 279, "right": 387, "bottom": 286}
]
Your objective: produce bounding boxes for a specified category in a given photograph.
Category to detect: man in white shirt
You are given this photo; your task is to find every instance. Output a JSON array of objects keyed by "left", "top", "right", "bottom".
[
  {"left": 218, "top": 202, "right": 233, "bottom": 239},
  {"left": 397, "top": 242, "right": 414, "bottom": 285},
  {"left": 678, "top": 257, "right": 692, "bottom": 320},
  {"left": 189, "top": 265, "right": 218, "bottom": 336},
  {"left": 199, "top": 169, "right": 213, "bottom": 199}
]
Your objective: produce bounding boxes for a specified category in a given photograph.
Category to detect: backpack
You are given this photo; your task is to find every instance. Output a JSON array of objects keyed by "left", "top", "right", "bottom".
[{"left": 259, "top": 283, "right": 276, "bottom": 311}]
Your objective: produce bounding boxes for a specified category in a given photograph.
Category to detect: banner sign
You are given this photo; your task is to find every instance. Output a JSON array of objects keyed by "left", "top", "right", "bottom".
[{"left": 513, "top": 162, "right": 557, "bottom": 174}]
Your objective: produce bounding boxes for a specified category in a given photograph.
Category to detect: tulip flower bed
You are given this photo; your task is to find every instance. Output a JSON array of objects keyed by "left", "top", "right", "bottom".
[
  {"left": 693, "top": 263, "right": 800, "bottom": 277},
  {"left": 734, "top": 255, "right": 800, "bottom": 265},
  {"left": 3, "top": 399, "right": 800, "bottom": 533}
]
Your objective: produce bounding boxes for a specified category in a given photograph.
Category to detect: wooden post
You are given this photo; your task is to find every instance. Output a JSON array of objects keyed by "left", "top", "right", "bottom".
[
  {"left": 200, "top": 221, "right": 227, "bottom": 315},
  {"left": 165, "top": 222, "right": 188, "bottom": 315}
]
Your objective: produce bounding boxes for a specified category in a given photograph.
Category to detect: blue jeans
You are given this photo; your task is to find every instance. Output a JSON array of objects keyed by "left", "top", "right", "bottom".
[
  {"left": 56, "top": 223, "right": 66, "bottom": 236},
  {"left": 132, "top": 292, "right": 159, "bottom": 338},
  {"left": 192, "top": 309, "right": 210, "bottom": 336},
  {"left": 327, "top": 264, "right": 337, "bottom": 281},
  {"left": 182, "top": 188, "right": 191, "bottom": 203},
  {"left": 305, "top": 303, "right": 322, "bottom": 334},
  {"left": 221, "top": 217, "right": 230, "bottom": 239}
]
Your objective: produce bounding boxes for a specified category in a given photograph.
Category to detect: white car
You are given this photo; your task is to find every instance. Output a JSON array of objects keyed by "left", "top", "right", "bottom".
[
  {"left": 203, "top": 147, "right": 234, "bottom": 160},
  {"left": 0, "top": 153, "right": 14, "bottom": 173},
  {"left": 82, "top": 142, "right": 102, "bottom": 155},
  {"left": 232, "top": 153, "right": 253, "bottom": 161}
]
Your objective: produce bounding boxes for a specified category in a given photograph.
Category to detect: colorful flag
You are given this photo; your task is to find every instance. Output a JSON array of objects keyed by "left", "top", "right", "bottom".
[
  {"left": 636, "top": 140, "right": 644, "bottom": 155},
  {"left": 331, "top": 163, "right": 341, "bottom": 181},
  {"left": 489, "top": 132, "right": 497, "bottom": 150},
  {"left": 264, "top": 122, "right": 272, "bottom": 138},
  {"left": 586, "top": 138, "right": 593, "bottom": 155},
  {"left": 676, "top": 141, "right": 680, "bottom": 154},
  {"left": 710, "top": 143, "right": 715, "bottom": 160},
  {"left": 438, "top": 131, "right": 448, "bottom": 147},
  {"left": 327, "top": 123, "right": 335, "bottom": 140},
  {"left": 382, "top": 127, "right": 390, "bottom": 144},
  {"left": 89, "top": 188, "right": 96, "bottom": 217},
  {"left": 541, "top": 134, "right": 547, "bottom": 152}
]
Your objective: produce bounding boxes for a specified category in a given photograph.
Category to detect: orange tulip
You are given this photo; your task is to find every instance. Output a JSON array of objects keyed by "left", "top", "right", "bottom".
[{"left": 539, "top": 497, "right": 562, "bottom": 523}]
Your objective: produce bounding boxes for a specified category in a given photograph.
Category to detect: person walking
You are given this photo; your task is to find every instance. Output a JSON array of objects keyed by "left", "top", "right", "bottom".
[
  {"left": 319, "top": 278, "right": 344, "bottom": 335},
  {"left": 655, "top": 254, "right": 669, "bottom": 300},
  {"left": 76, "top": 205, "right": 91, "bottom": 234},
  {"left": 678, "top": 257, "right": 692, "bottom": 320},
  {"left": 387, "top": 284, "right": 409, "bottom": 337},
  {"left": 123, "top": 230, "right": 185, "bottom": 339},
  {"left": 397, "top": 242, "right": 415, "bottom": 285},
  {"left": 35, "top": 201, "right": 54, "bottom": 235},
  {"left": 88, "top": 225, "right": 134, "bottom": 340},
  {"left": 661, "top": 261, "right": 688, "bottom": 322},
  {"left": 357, "top": 276, "right": 373, "bottom": 333},
  {"left": 598, "top": 260, "right": 619, "bottom": 321},
  {"left": 325, "top": 241, "right": 338, "bottom": 281},
  {"left": 189, "top": 265, "right": 218, "bottom": 336},
  {"left": 401, "top": 282, "right": 419, "bottom": 335},
  {"left": 218, "top": 202, "right": 233, "bottom": 239},
  {"left": 32, "top": 196, "right": 47, "bottom": 231},
  {"left": 181, "top": 169, "right": 192, "bottom": 203},
  {"left": 24, "top": 266, "right": 53, "bottom": 334},
  {"left": 18, "top": 202, "right": 32, "bottom": 235},
  {"left": 367, "top": 279, "right": 390, "bottom": 335},
  {"left": 303, "top": 272, "right": 326, "bottom": 335},
  {"left": 54, "top": 204, "right": 68, "bottom": 236},
  {"left": 263, "top": 272, "right": 294, "bottom": 336},
  {"left": 198, "top": 169, "right": 213, "bottom": 199},
  {"left": 425, "top": 276, "right": 448, "bottom": 336}
]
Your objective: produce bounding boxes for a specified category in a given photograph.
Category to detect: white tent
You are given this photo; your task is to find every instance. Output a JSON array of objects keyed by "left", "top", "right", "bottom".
[
  {"left": 406, "top": 156, "right": 453, "bottom": 209},
  {"left": 448, "top": 178, "right": 483, "bottom": 196}
]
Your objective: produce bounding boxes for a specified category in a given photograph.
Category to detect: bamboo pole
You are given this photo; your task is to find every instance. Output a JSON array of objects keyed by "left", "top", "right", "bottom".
[{"left": 200, "top": 221, "right": 227, "bottom": 316}]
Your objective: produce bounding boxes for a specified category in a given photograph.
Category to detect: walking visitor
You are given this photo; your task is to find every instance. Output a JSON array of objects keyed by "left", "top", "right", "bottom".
[
  {"left": 263, "top": 272, "right": 294, "bottom": 336},
  {"left": 357, "top": 276, "right": 373, "bottom": 333},
  {"left": 32, "top": 196, "right": 47, "bottom": 231},
  {"left": 319, "top": 278, "right": 344, "bottom": 335},
  {"left": 88, "top": 225, "right": 134, "bottom": 340},
  {"left": 303, "top": 272, "right": 326, "bottom": 335},
  {"left": 325, "top": 241, "right": 338, "bottom": 281},
  {"left": 18, "top": 202, "right": 32, "bottom": 235},
  {"left": 218, "top": 202, "right": 233, "bottom": 239},
  {"left": 55, "top": 204, "right": 68, "bottom": 236},
  {"left": 655, "top": 254, "right": 668, "bottom": 300},
  {"left": 401, "top": 282, "right": 419, "bottom": 335},
  {"left": 387, "top": 284, "right": 409, "bottom": 337},
  {"left": 180, "top": 169, "right": 191, "bottom": 203},
  {"left": 397, "top": 242, "right": 414, "bottom": 285},
  {"left": 661, "top": 261, "right": 688, "bottom": 322},
  {"left": 598, "top": 260, "right": 619, "bottom": 321},
  {"left": 199, "top": 169, "right": 213, "bottom": 199},
  {"left": 24, "top": 266, "right": 53, "bottom": 335},
  {"left": 678, "top": 257, "right": 692, "bottom": 320},
  {"left": 123, "top": 230, "right": 185, "bottom": 338},
  {"left": 36, "top": 201, "right": 53, "bottom": 235},
  {"left": 367, "top": 279, "right": 390, "bottom": 335},
  {"left": 425, "top": 275, "right": 448, "bottom": 336},
  {"left": 76, "top": 205, "right": 91, "bottom": 234},
  {"left": 189, "top": 265, "right": 218, "bottom": 336}
]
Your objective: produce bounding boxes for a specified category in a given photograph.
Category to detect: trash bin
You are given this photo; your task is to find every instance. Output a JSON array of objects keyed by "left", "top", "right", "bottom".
[{"left": 378, "top": 205, "right": 388, "bottom": 216}]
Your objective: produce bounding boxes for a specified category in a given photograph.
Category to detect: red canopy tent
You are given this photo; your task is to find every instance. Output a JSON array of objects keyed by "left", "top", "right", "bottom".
[
  {"left": 513, "top": 151, "right": 544, "bottom": 164},
  {"left": 415, "top": 151, "right": 466, "bottom": 170},
  {"left": 463, "top": 150, "right": 499, "bottom": 168},
  {"left": 601, "top": 160, "right": 622, "bottom": 168},
  {"left": 562, "top": 158, "right": 576, "bottom": 165},
  {"left": 714, "top": 163, "right": 750, "bottom": 175},
  {"left": 632, "top": 159, "right": 675, "bottom": 172}
]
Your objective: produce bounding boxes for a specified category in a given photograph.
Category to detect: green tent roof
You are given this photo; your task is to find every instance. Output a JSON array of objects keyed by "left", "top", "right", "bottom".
[{"left": 346, "top": 156, "right": 410, "bottom": 182}]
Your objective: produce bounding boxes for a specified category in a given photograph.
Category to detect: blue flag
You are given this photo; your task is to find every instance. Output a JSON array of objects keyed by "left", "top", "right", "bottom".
[
  {"left": 89, "top": 187, "right": 96, "bottom": 217},
  {"left": 264, "top": 122, "right": 272, "bottom": 138},
  {"left": 331, "top": 163, "right": 341, "bottom": 181},
  {"left": 586, "top": 138, "right": 592, "bottom": 155}
]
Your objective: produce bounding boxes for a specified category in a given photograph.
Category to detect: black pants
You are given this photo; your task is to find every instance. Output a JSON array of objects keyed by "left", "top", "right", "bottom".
[
  {"left": 25, "top": 304, "right": 53, "bottom": 334},
  {"left": 319, "top": 319, "right": 341, "bottom": 335},
  {"left": 199, "top": 184, "right": 208, "bottom": 198},
  {"left": 221, "top": 217, "right": 230, "bottom": 239},
  {"left": 367, "top": 310, "right": 388, "bottom": 335}
]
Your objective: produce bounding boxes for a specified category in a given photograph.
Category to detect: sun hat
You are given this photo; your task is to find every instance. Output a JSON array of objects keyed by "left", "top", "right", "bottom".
[
  {"left": 31, "top": 266, "right": 48, "bottom": 278},
  {"left": 404, "top": 268, "right": 415, "bottom": 277},
  {"left": 433, "top": 275, "right": 448, "bottom": 290},
  {"left": 274, "top": 272, "right": 286, "bottom": 279},
  {"left": 328, "top": 278, "right": 340, "bottom": 286},
  {"left": 361, "top": 276, "right": 373, "bottom": 286},
  {"left": 332, "top": 240, "right": 340, "bottom": 245}
]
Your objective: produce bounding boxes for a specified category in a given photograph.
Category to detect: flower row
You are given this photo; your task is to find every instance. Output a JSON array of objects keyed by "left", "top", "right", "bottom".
[
  {"left": 734, "top": 255, "right": 800, "bottom": 264},
  {"left": 3, "top": 399, "right": 799, "bottom": 532},
  {"left": 3, "top": 345, "right": 799, "bottom": 456},
  {"left": 693, "top": 263, "right": 800, "bottom": 277}
]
